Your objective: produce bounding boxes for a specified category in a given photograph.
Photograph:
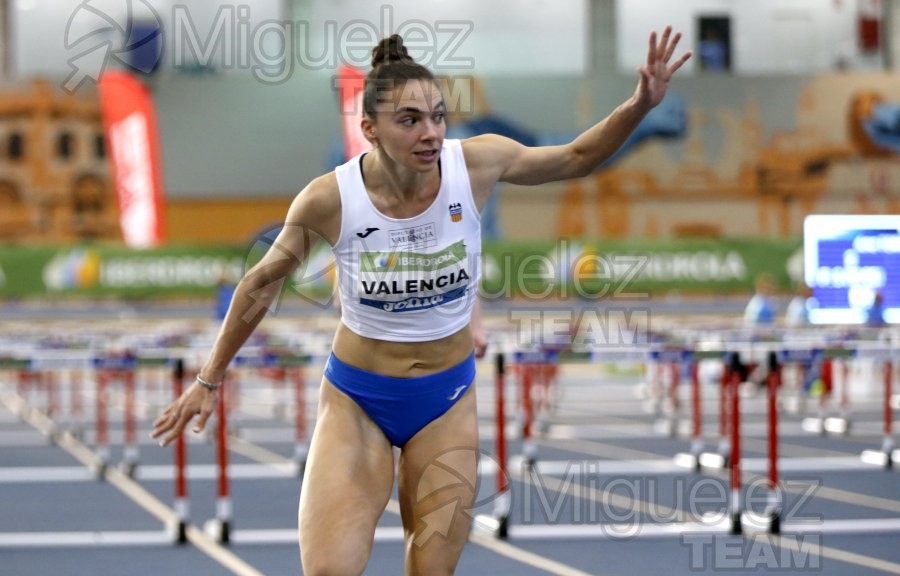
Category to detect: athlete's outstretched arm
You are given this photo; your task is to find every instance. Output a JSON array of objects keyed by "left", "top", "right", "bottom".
[
  {"left": 464, "top": 26, "right": 691, "bottom": 194},
  {"left": 151, "top": 176, "right": 340, "bottom": 446}
]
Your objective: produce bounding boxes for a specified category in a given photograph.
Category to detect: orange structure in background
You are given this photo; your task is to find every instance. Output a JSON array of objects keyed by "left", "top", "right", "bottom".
[
  {"left": 554, "top": 75, "right": 900, "bottom": 240},
  {"left": 2, "top": 74, "right": 897, "bottom": 246},
  {"left": 0, "top": 78, "right": 117, "bottom": 243}
]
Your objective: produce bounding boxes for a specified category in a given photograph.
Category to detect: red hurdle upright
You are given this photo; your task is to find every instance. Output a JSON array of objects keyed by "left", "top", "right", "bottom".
[
  {"left": 765, "top": 351, "right": 781, "bottom": 534},
  {"left": 673, "top": 356, "right": 705, "bottom": 470},
  {"left": 70, "top": 369, "right": 84, "bottom": 439},
  {"left": 172, "top": 359, "right": 189, "bottom": 544},
  {"left": 884, "top": 360, "right": 894, "bottom": 465},
  {"left": 122, "top": 367, "right": 139, "bottom": 476},
  {"left": 696, "top": 353, "right": 733, "bottom": 470},
  {"left": 859, "top": 354, "right": 898, "bottom": 467},
  {"left": 519, "top": 361, "right": 537, "bottom": 466},
  {"left": 718, "top": 358, "right": 732, "bottom": 463},
  {"left": 861, "top": 359, "right": 895, "bottom": 468},
  {"left": 474, "top": 352, "right": 511, "bottom": 539},
  {"left": 690, "top": 360, "right": 703, "bottom": 458},
  {"left": 213, "top": 376, "right": 232, "bottom": 543},
  {"left": 95, "top": 369, "right": 110, "bottom": 474},
  {"left": 728, "top": 352, "right": 742, "bottom": 535}
]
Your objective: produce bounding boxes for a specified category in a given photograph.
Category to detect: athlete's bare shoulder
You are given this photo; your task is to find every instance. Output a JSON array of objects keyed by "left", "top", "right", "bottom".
[{"left": 286, "top": 172, "right": 342, "bottom": 246}]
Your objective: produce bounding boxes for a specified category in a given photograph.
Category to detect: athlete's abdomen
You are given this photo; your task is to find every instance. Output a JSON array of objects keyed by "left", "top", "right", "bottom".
[{"left": 331, "top": 323, "right": 474, "bottom": 377}]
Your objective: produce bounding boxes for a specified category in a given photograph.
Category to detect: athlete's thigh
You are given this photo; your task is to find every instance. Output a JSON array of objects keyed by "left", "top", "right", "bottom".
[
  {"left": 299, "top": 379, "right": 395, "bottom": 575},
  {"left": 397, "top": 385, "right": 479, "bottom": 576}
]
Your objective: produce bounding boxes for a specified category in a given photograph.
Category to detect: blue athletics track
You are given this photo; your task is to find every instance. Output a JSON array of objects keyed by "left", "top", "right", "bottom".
[{"left": 1, "top": 303, "right": 899, "bottom": 575}]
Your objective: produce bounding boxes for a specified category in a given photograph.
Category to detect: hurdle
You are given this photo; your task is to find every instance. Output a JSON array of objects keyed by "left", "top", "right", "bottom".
[
  {"left": 475, "top": 333, "right": 883, "bottom": 542},
  {"left": 91, "top": 354, "right": 142, "bottom": 477},
  {"left": 674, "top": 349, "right": 723, "bottom": 470},
  {"left": 203, "top": 372, "right": 232, "bottom": 544},
  {"left": 147, "top": 348, "right": 314, "bottom": 546},
  {"left": 198, "top": 349, "right": 312, "bottom": 545},
  {"left": 861, "top": 355, "right": 899, "bottom": 468},
  {"left": 648, "top": 348, "right": 690, "bottom": 437},
  {"left": 0, "top": 353, "right": 193, "bottom": 547},
  {"left": 513, "top": 349, "right": 559, "bottom": 468},
  {"left": 673, "top": 355, "right": 700, "bottom": 469},
  {"left": 740, "top": 350, "right": 782, "bottom": 535},
  {"left": 726, "top": 352, "right": 743, "bottom": 535},
  {"left": 474, "top": 352, "right": 511, "bottom": 538},
  {"left": 764, "top": 351, "right": 781, "bottom": 534},
  {"left": 230, "top": 351, "right": 312, "bottom": 475},
  {"left": 694, "top": 349, "right": 733, "bottom": 470},
  {"left": 798, "top": 351, "right": 851, "bottom": 436},
  {"left": 0, "top": 339, "right": 315, "bottom": 548},
  {"left": 172, "top": 358, "right": 190, "bottom": 543},
  {"left": 5, "top": 327, "right": 899, "bottom": 550}
]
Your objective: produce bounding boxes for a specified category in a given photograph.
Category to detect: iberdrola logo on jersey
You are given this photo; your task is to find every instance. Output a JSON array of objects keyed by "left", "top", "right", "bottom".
[
  {"left": 374, "top": 253, "right": 399, "bottom": 271},
  {"left": 357, "top": 240, "right": 471, "bottom": 312}
]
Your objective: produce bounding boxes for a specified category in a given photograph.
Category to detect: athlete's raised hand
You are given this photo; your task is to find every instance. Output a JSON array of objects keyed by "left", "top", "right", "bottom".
[{"left": 634, "top": 26, "right": 692, "bottom": 111}]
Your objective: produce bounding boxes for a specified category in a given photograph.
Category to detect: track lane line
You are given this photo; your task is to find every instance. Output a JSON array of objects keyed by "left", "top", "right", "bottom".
[
  {"left": 0, "top": 391, "right": 265, "bottom": 576},
  {"left": 229, "top": 434, "right": 597, "bottom": 575}
]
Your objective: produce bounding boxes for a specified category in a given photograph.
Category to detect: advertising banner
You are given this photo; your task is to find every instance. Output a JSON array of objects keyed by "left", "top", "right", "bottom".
[
  {"left": 98, "top": 71, "right": 166, "bottom": 248},
  {"left": 0, "top": 239, "right": 802, "bottom": 299},
  {"left": 478, "top": 238, "right": 803, "bottom": 299},
  {"left": 336, "top": 64, "right": 373, "bottom": 161},
  {"left": 0, "top": 246, "right": 245, "bottom": 297}
]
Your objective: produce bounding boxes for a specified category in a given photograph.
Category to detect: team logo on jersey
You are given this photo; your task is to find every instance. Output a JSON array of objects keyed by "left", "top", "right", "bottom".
[
  {"left": 389, "top": 223, "right": 437, "bottom": 250},
  {"left": 449, "top": 203, "right": 462, "bottom": 223}
]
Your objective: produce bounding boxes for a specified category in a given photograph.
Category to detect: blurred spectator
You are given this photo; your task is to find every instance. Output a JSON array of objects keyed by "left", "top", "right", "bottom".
[
  {"left": 215, "top": 271, "right": 236, "bottom": 320},
  {"left": 744, "top": 273, "right": 777, "bottom": 325},
  {"left": 866, "top": 290, "right": 887, "bottom": 326},
  {"left": 786, "top": 282, "right": 817, "bottom": 326},
  {"left": 698, "top": 28, "right": 728, "bottom": 72}
]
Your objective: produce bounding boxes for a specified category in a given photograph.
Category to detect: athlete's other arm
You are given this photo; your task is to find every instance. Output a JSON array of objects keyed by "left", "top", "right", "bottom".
[
  {"left": 464, "top": 27, "right": 691, "bottom": 198},
  {"left": 151, "top": 176, "right": 341, "bottom": 446},
  {"left": 471, "top": 296, "right": 488, "bottom": 358}
]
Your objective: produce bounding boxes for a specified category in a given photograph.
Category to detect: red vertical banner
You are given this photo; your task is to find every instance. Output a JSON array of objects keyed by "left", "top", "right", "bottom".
[
  {"left": 858, "top": 0, "right": 882, "bottom": 53},
  {"left": 336, "top": 65, "right": 373, "bottom": 161},
  {"left": 98, "top": 71, "right": 166, "bottom": 247}
]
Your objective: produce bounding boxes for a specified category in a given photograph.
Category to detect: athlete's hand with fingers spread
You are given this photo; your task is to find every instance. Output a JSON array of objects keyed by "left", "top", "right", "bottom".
[
  {"left": 151, "top": 382, "right": 218, "bottom": 447},
  {"left": 634, "top": 26, "right": 692, "bottom": 112}
]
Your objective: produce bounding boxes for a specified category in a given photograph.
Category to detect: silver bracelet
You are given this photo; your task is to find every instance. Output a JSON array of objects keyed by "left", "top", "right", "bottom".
[{"left": 195, "top": 375, "right": 222, "bottom": 391}]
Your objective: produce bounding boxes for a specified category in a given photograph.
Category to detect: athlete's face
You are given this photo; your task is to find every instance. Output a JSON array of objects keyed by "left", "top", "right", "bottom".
[{"left": 364, "top": 79, "right": 446, "bottom": 173}]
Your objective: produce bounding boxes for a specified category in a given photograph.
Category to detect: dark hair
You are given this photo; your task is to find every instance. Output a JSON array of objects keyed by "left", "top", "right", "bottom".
[{"left": 363, "top": 35, "right": 435, "bottom": 117}]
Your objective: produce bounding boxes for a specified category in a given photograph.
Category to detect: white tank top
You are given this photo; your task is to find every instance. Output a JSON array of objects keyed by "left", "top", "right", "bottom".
[{"left": 332, "top": 139, "right": 482, "bottom": 342}]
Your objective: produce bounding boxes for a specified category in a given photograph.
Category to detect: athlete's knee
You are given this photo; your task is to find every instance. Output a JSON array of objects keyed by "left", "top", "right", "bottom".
[
  {"left": 301, "top": 548, "right": 368, "bottom": 576},
  {"left": 405, "top": 537, "right": 462, "bottom": 576}
]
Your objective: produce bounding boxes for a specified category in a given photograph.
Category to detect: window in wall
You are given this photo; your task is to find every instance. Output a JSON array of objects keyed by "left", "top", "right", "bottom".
[
  {"left": 94, "top": 134, "right": 105, "bottom": 159},
  {"left": 697, "top": 16, "right": 731, "bottom": 72},
  {"left": 57, "top": 132, "right": 74, "bottom": 159},
  {"left": 7, "top": 133, "right": 23, "bottom": 160},
  {"left": 617, "top": 0, "right": 880, "bottom": 74}
]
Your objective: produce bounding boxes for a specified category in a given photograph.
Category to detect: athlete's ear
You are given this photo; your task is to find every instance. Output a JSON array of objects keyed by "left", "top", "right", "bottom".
[{"left": 360, "top": 117, "right": 378, "bottom": 146}]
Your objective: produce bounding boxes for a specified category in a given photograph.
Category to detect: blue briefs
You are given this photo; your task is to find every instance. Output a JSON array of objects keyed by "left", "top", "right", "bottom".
[{"left": 323, "top": 352, "right": 476, "bottom": 447}]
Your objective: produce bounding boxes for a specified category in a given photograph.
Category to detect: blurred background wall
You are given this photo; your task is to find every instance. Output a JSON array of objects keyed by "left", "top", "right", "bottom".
[{"left": 0, "top": 0, "right": 898, "bottom": 246}]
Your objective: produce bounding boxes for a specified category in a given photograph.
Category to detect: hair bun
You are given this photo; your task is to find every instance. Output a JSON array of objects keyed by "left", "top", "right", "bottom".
[{"left": 371, "top": 34, "right": 411, "bottom": 68}]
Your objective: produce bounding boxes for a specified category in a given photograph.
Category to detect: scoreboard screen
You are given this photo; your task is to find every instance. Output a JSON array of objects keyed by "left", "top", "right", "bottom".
[{"left": 804, "top": 215, "right": 899, "bottom": 325}]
